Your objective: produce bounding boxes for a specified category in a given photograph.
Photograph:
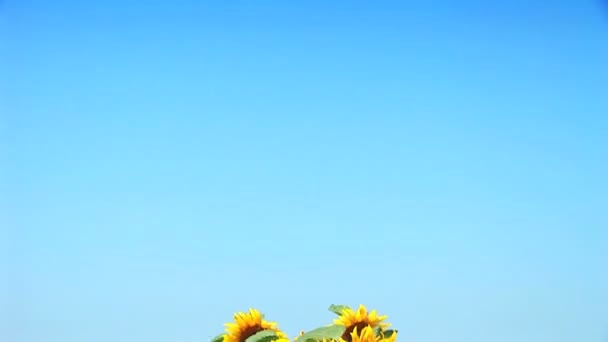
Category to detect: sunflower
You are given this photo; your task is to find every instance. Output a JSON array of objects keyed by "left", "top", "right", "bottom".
[
  {"left": 334, "top": 305, "right": 390, "bottom": 342},
  {"left": 350, "top": 326, "right": 396, "bottom": 342},
  {"left": 223, "top": 308, "right": 288, "bottom": 342}
]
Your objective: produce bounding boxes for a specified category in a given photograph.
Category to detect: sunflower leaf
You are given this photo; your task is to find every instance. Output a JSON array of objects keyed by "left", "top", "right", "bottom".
[
  {"left": 211, "top": 334, "right": 225, "bottom": 342},
  {"left": 299, "top": 325, "right": 345, "bottom": 342},
  {"left": 328, "top": 304, "right": 351, "bottom": 316},
  {"left": 382, "top": 330, "right": 397, "bottom": 338},
  {"left": 245, "top": 330, "right": 279, "bottom": 342}
]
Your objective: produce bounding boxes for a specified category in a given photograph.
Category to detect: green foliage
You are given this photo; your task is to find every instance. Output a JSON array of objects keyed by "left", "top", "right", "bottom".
[
  {"left": 298, "top": 325, "right": 346, "bottom": 342},
  {"left": 328, "top": 304, "right": 351, "bottom": 316},
  {"left": 381, "top": 330, "right": 397, "bottom": 338},
  {"left": 246, "top": 330, "right": 280, "bottom": 342},
  {"left": 211, "top": 334, "right": 224, "bottom": 342},
  {"left": 372, "top": 326, "right": 397, "bottom": 339}
]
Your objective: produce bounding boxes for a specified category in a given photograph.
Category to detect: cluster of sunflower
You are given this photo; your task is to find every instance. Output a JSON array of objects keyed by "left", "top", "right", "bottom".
[{"left": 212, "top": 304, "right": 397, "bottom": 342}]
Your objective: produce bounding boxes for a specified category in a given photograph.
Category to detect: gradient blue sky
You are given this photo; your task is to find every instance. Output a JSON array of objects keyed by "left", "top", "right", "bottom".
[{"left": 1, "top": 1, "right": 608, "bottom": 342}]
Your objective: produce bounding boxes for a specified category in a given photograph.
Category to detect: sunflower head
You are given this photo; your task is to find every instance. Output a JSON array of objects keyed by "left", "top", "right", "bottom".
[
  {"left": 334, "top": 305, "right": 390, "bottom": 342},
  {"left": 350, "top": 326, "right": 396, "bottom": 342},
  {"left": 223, "top": 308, "right": 288, "bottom": 342}
]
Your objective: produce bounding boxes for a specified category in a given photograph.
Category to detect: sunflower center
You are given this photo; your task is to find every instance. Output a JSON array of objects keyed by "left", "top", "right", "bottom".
[
  {"left": 341, "top": 323, "right": 370, "bottom": 342},
  {"left": 239, "top": 325, "right": 265, "bottom": 342}
]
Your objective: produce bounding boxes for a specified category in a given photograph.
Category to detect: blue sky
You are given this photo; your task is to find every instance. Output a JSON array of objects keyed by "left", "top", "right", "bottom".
[{"left": 1, "top": 1, "right": 607, "bottom": 342}]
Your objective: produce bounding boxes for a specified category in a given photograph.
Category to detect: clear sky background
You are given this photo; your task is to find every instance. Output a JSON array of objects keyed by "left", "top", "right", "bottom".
[{"left": 1, "top": 1, "right": 607, "bottom": 342}]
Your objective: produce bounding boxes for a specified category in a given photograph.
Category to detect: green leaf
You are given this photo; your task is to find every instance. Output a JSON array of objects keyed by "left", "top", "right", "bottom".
[
  {"left": 328, "top": 304, "right": 351, "bottom": 316},
  {"left": 381, "top": 330, "right": 397, "bottom": 339},
  {"left": 299, "top": 325, "right": 346, "bottom": 342},
  {"left": 372, "top": 328, "right": 397, "bottom": 339},
  {"left": 211, "top": 334, "right": 224, "bottom": 342},
  {"left": 245, "top": 330, "right": 280, "bottom": 342}
]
